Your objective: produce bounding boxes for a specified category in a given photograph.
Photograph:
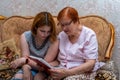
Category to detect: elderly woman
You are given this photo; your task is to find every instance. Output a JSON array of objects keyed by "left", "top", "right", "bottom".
[{"left": 48, "top": 7, "right": 105, "bottom": 80}]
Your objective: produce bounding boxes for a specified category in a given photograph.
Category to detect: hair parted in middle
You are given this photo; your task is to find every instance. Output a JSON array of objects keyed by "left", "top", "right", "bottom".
[{"left": 31, "top": 12, "right": 57, "bottom": 43}]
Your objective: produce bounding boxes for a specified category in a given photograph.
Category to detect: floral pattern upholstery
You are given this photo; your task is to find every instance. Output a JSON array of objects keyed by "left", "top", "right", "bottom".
[{"left": 0, "top": 69, "right": 19, "bottom": 80}]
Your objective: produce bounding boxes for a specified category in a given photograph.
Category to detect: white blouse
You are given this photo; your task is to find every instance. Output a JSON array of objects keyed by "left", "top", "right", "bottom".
[{"left": 57, "top": 26, "right": 105, "bottom": 71}]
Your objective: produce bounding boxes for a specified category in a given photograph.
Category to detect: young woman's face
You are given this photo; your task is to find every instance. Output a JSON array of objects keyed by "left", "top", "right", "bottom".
[{"left": 36, "top": 25, "right": 51, "bottom": 40}]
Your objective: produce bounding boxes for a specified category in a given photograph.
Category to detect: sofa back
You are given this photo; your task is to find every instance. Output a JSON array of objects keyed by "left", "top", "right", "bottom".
[
  {"left": 1, "top": 16, "right": 33, "bottom": 48},
  {"left": 0, "top": 15, "right": 115, "bottom": 61}
]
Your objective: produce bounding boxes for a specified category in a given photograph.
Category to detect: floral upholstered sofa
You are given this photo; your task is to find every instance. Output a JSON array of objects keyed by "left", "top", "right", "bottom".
[{"left": 0, "top": 15, "right": 119, "bottom": 80}]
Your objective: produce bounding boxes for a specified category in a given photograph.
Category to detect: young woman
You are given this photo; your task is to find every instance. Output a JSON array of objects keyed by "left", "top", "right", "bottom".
[{"left": 10, "top": 12, "right": 59, "bottom": 80}]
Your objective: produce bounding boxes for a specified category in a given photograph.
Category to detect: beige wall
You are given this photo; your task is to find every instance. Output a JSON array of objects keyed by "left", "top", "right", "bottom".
[{"left": 0, "top": 0, "right": 120, "bottom": 78}]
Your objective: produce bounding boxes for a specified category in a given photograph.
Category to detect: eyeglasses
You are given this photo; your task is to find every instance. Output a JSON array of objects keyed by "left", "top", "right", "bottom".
[{"left": 57, "top": 20, "right": 73, "bottom": 27}]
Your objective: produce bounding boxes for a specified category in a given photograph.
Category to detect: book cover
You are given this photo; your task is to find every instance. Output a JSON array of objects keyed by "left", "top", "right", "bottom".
[{"left": 28, "top": 56, "right": 53, "bottom": 74}]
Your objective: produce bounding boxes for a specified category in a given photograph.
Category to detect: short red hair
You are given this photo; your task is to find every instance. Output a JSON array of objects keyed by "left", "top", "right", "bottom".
[{"left": 57, "top": 7, "right": 79, "bottom": 23}]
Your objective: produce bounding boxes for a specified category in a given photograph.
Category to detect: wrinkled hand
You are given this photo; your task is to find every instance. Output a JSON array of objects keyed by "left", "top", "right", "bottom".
[
  {"left": 10, "top": 57, "right": 26, "bottom": 69},
  {"left": 49, "top": 68, "right": 68, "bottom": 80}
]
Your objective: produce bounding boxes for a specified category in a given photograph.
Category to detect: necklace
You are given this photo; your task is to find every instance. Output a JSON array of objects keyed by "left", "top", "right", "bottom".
[{"left": 32, "top": 35, "right": 48, "bottom": 50}]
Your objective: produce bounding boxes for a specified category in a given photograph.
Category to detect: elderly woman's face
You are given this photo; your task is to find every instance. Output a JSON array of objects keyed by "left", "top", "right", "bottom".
[{"left": 58, "top": 16, "right": 76, "bottom": 36}]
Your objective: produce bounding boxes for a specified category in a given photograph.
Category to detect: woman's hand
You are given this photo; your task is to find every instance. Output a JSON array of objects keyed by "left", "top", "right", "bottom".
[
  {"left": 49, "top": 68, "right": 69, "bottom": 80},
  {"left": 10, "top": 57, "right": 26, "bottom": 69},
  {"left": 22, "top": 64, "right": 33, "bottom": 80}
]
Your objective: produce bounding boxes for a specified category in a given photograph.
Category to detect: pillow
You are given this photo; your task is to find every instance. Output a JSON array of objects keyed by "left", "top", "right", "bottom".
[{"left": 0, "top": 38, "right": 21, "bottom": 70}]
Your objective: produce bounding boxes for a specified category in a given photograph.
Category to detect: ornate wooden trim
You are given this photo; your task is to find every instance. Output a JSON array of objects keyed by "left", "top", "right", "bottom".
[
  {"left": 105, "top": 23, "right": 115, "bottom": 59},
  {"left": 0, "top": 15, "right": 6, "bottom": 20}
]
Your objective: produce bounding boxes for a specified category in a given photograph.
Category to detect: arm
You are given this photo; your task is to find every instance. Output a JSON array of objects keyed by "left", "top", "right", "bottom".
[
  {"left": 20, "top": 34, "right": 40, "bottom": 70},
  {"left": 49, "top": 59, "right": 95, "bottom": 80},
  {"left": 44, "top": 39, "right": 59, "bottom": 67},
  {"left": 10, "top": 34, "right": 30, "bottom": 69},
  {"left": 66, "top": 59, "right": 96, "bottom": 75},
  {"left": 20, "top": 33, "right": 30, "bottom": 57}
]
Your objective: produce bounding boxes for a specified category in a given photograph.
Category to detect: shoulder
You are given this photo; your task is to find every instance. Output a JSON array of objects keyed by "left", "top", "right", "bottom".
[
  {"left": 82, "top": 26, "right": 96, "bottom": 35},
  {"left": 82, "top": 26, "right": 96, "bottom": 38},
  {"left": 58, "top": 31, "right": 67, "bottom": 39},
  {"left": 81, "top": 26, "right": 97, "bottom": 42},
  {"left": 23, "top": 31, "right": 32, "bottom": 37},
  {"left": 23, "top": 31, "right": 31, "bottom": 35},
  {"left": 21, "top": 31, "right": 32, "bottom": 41}
]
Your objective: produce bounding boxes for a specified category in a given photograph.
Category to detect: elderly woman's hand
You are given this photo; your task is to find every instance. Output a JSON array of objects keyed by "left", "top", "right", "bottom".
[{"left": 49, "top": 68, "right": 69, "bottom": 80}]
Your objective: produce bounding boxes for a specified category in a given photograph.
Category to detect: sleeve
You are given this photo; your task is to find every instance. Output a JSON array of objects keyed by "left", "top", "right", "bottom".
[
  {"left": 57, "top": 31, "right": 64, "bottom": 40},
  {"left": 83, "top": 31, "right": 98, "bottom": 60},
  {"left": 24, "top": 31, "right": 31, "bottom": 42}
]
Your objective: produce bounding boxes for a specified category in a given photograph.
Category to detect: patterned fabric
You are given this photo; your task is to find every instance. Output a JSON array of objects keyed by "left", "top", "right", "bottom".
[
  {"left": 95, "top": 61, "right": 119, "bottom": 80},
  {"left": 95, "top": 70, "right": 117, "bottom": 80},
  {"left": 0, "top": 39, "right": 20, "bottom": 70},
  {"left": 0, "top": 69, "right": 20, "bottom": 80},
  {"left": 63, "top": 72, "right": 96, "bottom": 80},
  {"left": 100, "top": 61, "right": 117, "bottom": 72},
  {"left": 47, "top": 72, "right": 96, "bottom": 80}
]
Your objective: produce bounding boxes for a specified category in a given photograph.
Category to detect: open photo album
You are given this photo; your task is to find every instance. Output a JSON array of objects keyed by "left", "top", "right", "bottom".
[
  {"left": 29, "top": 56, "right": 53, "bottom": 69},
  {"left": 28, "top": 56, "right": 55, "bottom": 74}
]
